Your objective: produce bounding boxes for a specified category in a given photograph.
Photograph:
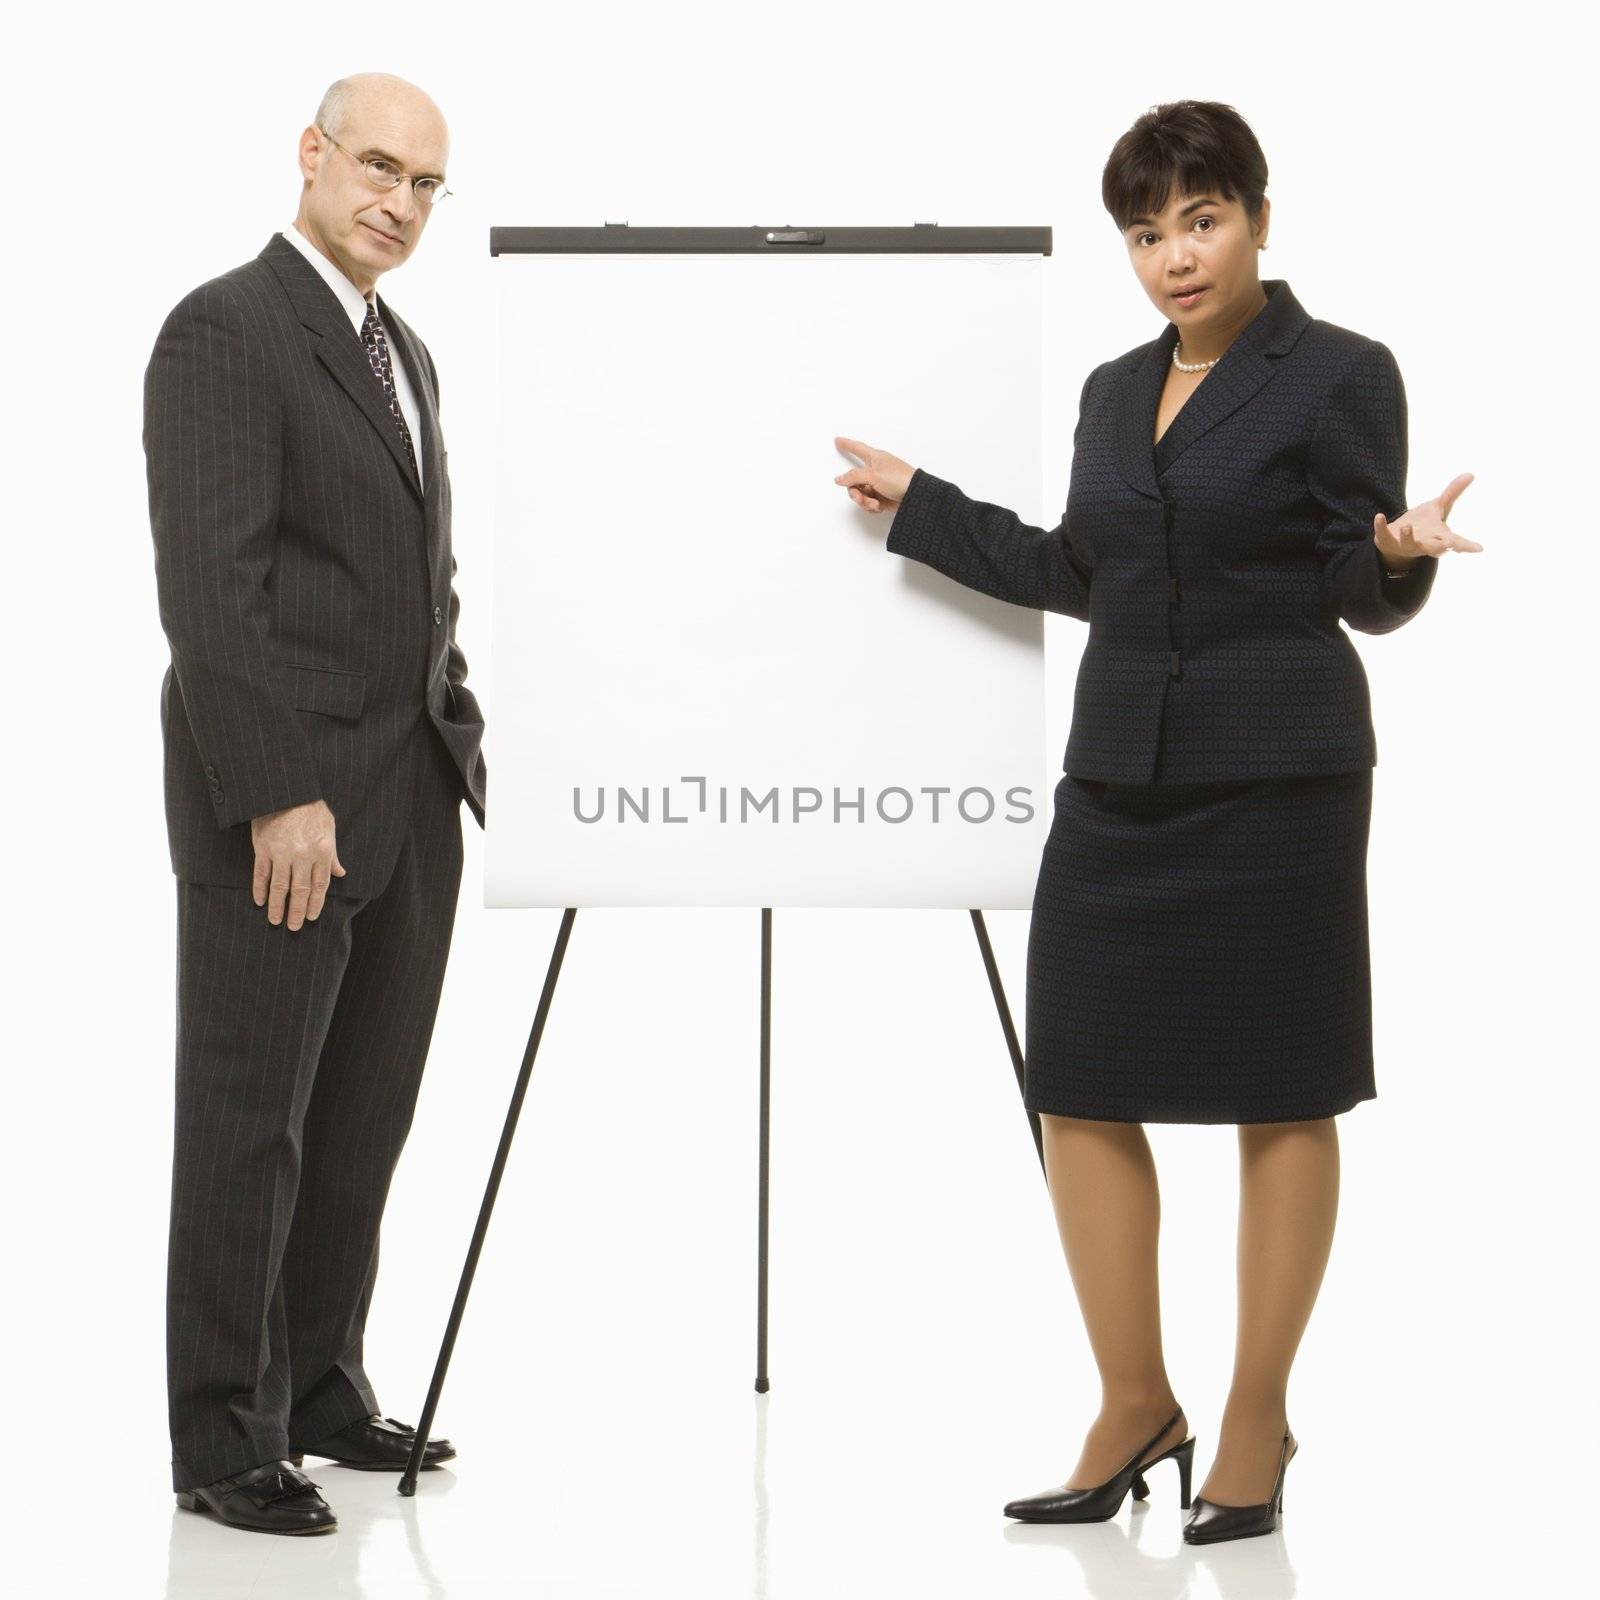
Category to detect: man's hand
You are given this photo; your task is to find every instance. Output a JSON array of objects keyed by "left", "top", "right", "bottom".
[{"left": 250, "top": 800, "right": 345, "bottom": 930}]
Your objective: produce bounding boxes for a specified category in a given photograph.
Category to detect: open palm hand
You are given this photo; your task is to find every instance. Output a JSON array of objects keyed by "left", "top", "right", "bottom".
[{"left": 1374, "top": 472, "right": 1483, "bottom": 569}]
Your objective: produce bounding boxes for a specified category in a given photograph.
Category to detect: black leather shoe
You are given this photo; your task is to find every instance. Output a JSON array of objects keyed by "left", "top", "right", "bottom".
[
  {"left": 175, "top": 1459, "right": 336, "bottom": 1535},
  {"left": 1182, "top": 1429, "right": 1297, "bottom": 1544},
  {"left": 289, "top": 1413, "right": 457, "bottom": 1472},
  {"left": 1003, "top": 1405, "right": 1195, "bottom": 1523}
]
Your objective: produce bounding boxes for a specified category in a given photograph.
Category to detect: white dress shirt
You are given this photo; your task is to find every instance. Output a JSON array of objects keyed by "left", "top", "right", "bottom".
[{"left": 280, "top": 223, "right": 424, "bottom": 489}]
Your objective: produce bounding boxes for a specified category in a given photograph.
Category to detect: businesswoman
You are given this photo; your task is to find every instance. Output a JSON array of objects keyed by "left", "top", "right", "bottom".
[{"left": 833, "top": 100, "right": 1480, "bottom": 1544}]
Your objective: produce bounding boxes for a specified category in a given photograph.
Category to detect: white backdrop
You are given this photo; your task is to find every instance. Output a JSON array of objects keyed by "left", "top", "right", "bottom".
[
  {"left": 4, "top": 4, "right": 1592, "bottom": 1598},
  {"left": 489, "top": 247, "right": 1050, "bottom": 907}
]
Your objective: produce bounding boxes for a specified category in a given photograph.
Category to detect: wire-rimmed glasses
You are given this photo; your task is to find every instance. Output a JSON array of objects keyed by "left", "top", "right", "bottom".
[{"left": 318, "top": 127, "right": 452, "bottom": 207}]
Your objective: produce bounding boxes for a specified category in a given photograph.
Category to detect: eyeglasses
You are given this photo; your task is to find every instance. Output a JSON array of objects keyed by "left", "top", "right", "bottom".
[{"left": 318, "top": 128, "right": 452, "bottom": 207}]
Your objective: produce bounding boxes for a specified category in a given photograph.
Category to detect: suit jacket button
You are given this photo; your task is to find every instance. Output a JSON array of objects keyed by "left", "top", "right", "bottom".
[
  {"left": 211, "top": 790, "right": 225, "bottom": 806},
  {"left": 433, "top": 605, "right": 443, "bottom": 625},
  {"left": 204, "top": 764, "right": 217, "bottom": 778}
]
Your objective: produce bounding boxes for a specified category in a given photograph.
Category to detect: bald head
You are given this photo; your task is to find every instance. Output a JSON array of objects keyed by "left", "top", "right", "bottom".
[
  {"left": 313, "top": 73, "right": 448, "bottom": 152},
  {"left": 294, "top": 73, "right": 450, "bottom": 297}
]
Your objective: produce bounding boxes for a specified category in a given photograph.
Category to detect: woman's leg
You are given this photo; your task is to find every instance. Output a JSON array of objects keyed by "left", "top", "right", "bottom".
[
  {"left": 1040, "top": 1113, "right": 1188, "bottom": 1484},
  {"left": 1198, "top": 1116, "right": 1340, "bottom": 1505}
]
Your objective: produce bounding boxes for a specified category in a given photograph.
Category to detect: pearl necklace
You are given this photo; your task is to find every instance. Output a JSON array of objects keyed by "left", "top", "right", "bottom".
[{"left": 1172, "top": 342, "right": 1220, "bottom": 373}]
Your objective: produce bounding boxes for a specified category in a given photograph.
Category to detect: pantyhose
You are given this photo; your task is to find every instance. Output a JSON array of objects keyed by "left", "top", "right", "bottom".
[{"left": 1039, "top": 1114, "right": 1340, "bottom": 1505}]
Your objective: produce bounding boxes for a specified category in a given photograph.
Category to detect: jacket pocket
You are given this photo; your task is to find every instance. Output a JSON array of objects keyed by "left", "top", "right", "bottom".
[{"left": 280, "top": 662, "right": 367, "bottom": 721}]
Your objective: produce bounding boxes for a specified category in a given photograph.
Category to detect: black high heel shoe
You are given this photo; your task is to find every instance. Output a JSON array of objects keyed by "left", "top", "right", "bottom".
[
  {"left": 1003, "top": 1405, "right": 1195, "bottom": 1523},
  {"left": 1182, "top": 1428, "right": 1297, "bottom": 1544}
]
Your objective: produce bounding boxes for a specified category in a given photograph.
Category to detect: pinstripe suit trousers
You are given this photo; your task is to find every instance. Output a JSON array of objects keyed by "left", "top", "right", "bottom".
[{"left": 166, "top": 722, "right": 463, "bottom": 1493}]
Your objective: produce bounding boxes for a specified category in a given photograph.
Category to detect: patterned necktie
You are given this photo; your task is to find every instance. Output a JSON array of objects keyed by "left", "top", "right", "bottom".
[{"left": 360, "top": 299, "right": 418, "bottom": 479}]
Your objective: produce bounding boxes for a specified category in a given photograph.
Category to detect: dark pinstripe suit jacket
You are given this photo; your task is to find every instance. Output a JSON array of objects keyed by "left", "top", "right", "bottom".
[
  {"left": 888, "top": 278, "right": 1438, "bottom": 783},
  {"left": 143, "top": 232, "right": 486, "bottom": 898}
]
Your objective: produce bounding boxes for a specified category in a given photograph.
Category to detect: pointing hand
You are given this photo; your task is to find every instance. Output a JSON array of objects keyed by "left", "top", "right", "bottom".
[{"left": 833, "top": 436, "right": 916, "bottom": 513}]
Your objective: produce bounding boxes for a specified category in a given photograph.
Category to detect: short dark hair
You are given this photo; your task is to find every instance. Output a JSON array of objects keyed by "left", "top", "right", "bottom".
[{"left": 1101, "top": 101, "right": 1269, "bottom": 234}]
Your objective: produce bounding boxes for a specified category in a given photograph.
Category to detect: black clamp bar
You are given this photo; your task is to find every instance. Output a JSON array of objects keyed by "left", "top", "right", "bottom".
[{"left": 489, "top": 223, "right": 1053, "bottom": 256}]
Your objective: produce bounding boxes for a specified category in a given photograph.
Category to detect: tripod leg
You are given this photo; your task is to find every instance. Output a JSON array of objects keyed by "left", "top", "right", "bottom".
[
  {"left": 755, "top": 907, "right": 772, "bottom": 1393},
  {"left": 970, "top": 909, "right": 1044, "bottom": 1175},
  {"left": 398, "top": 906, "right": 578, "bottom": 1496}
]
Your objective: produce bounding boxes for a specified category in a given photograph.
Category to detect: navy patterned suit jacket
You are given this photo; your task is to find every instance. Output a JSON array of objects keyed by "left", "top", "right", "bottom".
[
  {"left": 143, "top": 231, "right": 486, "bottom": 898},
  {"left": 886, "top": 278, "right": 1437, "bottom": 783}
]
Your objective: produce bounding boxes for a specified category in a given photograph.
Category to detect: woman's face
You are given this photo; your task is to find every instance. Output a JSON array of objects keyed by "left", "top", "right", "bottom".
[{"left": 1123, "top": 187, "right": 1270, "bottom": 330}]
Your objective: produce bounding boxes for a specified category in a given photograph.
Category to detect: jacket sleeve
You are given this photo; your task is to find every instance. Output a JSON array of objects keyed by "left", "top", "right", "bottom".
[
  {"left": 143, "top": 282, "right": 324, "bottom": 829},
  {"left": 444, "top": 554, "right": 483, "bottom": 717},
  {"left": 417, "top": 340, "right": 485, "bottom": 722},
  {"left": 1307, "top": 339, "right": 1437, "bottom": 635},
  {"left": 883, "top": 371, "right": 1097, "bottom": 620},
  {"left": 417, "top": 340, "right": 486, "bottom": 815}
]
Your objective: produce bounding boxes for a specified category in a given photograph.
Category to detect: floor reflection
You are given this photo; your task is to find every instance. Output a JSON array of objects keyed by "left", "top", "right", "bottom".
[
  {"left": 1002, "top": 1500, "right": 1299, "bottom": 1600},
  {"left": 163, "top": 1464, "right": 458, "bottom": 1598}
]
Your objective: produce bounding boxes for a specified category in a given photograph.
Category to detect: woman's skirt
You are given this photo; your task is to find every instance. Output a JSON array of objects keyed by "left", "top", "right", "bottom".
[{"left": 1024, "top": 769, "right": 1376, "bottom": 1124}]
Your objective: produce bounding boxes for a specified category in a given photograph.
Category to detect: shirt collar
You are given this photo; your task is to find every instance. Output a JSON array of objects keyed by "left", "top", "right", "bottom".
[{"left": 280, "top": 223, "right": 373, "bottom": 336}]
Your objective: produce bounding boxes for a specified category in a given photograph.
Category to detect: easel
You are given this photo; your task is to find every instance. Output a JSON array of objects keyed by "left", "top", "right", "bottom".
[{"left": 397, "top": 904, "right": 1040, "bottom": 1494}]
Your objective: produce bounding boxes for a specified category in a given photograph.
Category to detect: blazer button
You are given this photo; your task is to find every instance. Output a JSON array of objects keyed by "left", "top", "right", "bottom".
[
  {"left": 433, "top": 605, "right": 443, "bottom": 626},
  {"left": 211, "top": 789, "right": 225, "bottom": 806},
  {"left": 204, "top": 764, "right": 217, "bottom": 778}
]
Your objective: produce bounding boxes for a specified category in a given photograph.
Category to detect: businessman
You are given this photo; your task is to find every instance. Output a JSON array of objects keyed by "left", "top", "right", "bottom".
[{"left": 144, "top": 72, "right": 485, "bottom": 1535}]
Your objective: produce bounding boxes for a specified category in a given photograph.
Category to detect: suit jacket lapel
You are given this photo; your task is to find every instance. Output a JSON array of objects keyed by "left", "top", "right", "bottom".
[
  {"left": 378, "top": 299, "right": 443, "bottom": 508},
  {"left": 1116, "top": 279, "right": 1312, "bottom": 497},
  {"left": 1115, "top": 322, "right": 1177, "bottom": 502},
  {"left": 260, "top": 234, "right": 425, "bottom": 503},
  {"left": 379, "top": 302, "right": 447, "bottom": 574}
]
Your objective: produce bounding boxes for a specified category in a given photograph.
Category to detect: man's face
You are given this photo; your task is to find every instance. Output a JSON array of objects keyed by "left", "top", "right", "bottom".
[{"left": 297, "top": 95, "right": 448, "bottom": 290}]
